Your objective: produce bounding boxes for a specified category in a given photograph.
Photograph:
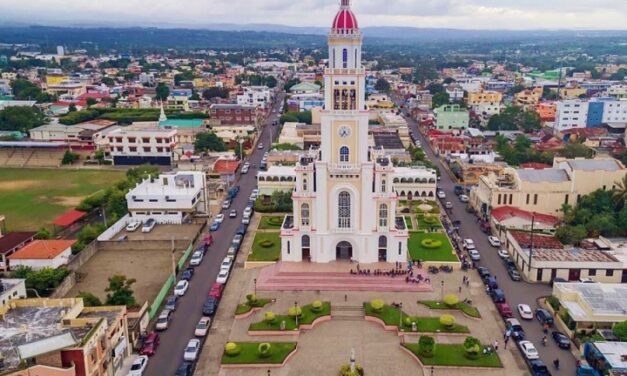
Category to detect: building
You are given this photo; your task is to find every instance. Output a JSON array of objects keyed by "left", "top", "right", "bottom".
[
  {"left": 466, "top": 90, "right": 502, "bottom": 106},
  {"left": 237, "top": 86, "right": 272, "bottom": 109},
  {"left": 289, "top": 82, "right": 321, "bottom": 95},
  {"left": 392, "top": 167, "right": 438, "bottom": 201},
  {"left": 445, "top": 84, "right": 464, "bottom": 101},
  {"left": 376, "top": 111, "right": 411, "bottom": 147},
  {"left": 30, "top": 120, "right": 116, "bottom": 149},
  {"left": 0, "top": 298, "right": 130, "bottom": 376},
  {"left": 257, "top": 166, "right": 297, "bottom": 195},
  {"left": 471, "top": 157, "right": 627, "bottom": 218},
  {"left": 504, "top": 231, "right": 623, "bottom": 283},
  {"left": 126, "top": 171, "right": 208, "bottom": 224},
  {"left": 209, "top": 104, "right": 258, "bottom": 126},
  {"left": 535, "top": 102, "right": 557, "bottom": 123},
  {"left": 434, "top": 104, "right": 469, "bottom": 133},
  {"left": 514, "top": 87, "right": 543, "bottom": 108},
  {"left": 0, "top": 278, "right": 26, "bottom": 307},
  {"left": 554, "top": 99, "right": 589, "bottom": 132},
  {"left": 554, "top": 98, "right": 627, "bottom": 133},
  {"left": 606, "top": 84, "right": 627, "bottom": 100},
  {"left": 0, "top": 231, "right": 36, "bottom": 271},
  {"left": 6, "top": 239, "right": 75, "bottom": 270},
  {"left": 490, "top": 206, "right": 559, "bottom": 240},
  {"left": 106, "top": 126, "right": 177, "bottom": 166},
  {"left": 280, "top": 0, "right": 409, "bottom": 264}
]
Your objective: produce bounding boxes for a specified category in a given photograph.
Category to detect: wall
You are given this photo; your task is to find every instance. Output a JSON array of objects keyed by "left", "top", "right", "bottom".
[{"left": 97, "top": 215, "right": 130, "bottom": 241}]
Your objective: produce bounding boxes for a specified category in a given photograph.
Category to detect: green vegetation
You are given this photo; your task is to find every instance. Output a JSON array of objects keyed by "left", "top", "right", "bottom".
[
  {"left": 249, "top": 301, "right": 331, "bottom": 331},
  {"left": 419, "top": 300, "right": 481, "bottom": 318},
  {"left": 0, "top": 106, "right": 47, "bottom": 132},
  {"left": 417, "top": 335, "right": 436, "bottom": 358},
  {"left": 272, "top": 143, "right": 302, "bottom": 151},
  {"left": 487, "top": 106, "right": 541, "bottom": 132},
  {"left": 404, "top": 216, "right": 413, "bottom": 230},
  {"left": 613, "top": 321, "right": 627, "bottom": 341},
  {"left": 279, "top": 110, "right": 312, "bottom": 125},
  {"left": 249, "top": 232, "right": 281, "bottom": 261},
  {"left": 363, "top": 302, "right": 469, "bottom": 333},
  {"left": 221, "top": 342, "right": 296, "bottom": 365},
  {"left": 254, "top": 191, "right": 293, "bottom": 213},
  {"left": 339, "top": 364, "right": 364, "bottom": 376},
  {"left": 105, "top": 275, "right": 137, "bottom": 307},
  {"left": 432, "top": 92, "right": 450, "bottom": 109},
  {"left": 77, "top": 291, "right": 103, "bottom": 307},
  {"left": 494, "top": 134, "right": 553, "bottom": 166},
  {"left": 61, "top": 151, "right": 80, "bottom": 165},
  {"left": 374, "top": 78, "right": 391, "bottom": 92},
  {"left": 235, "top": 74, "right": 277, "bottom": 88},
  {"left": 11, "top": 266, "right": 69, "bottom": 297},
  {"left": 258, "top": 215, "right": 284, "bottom": 230},
  {"left": 10, "top": 79, "right": 55, "bottom": 102},
  {"left": 235, "top": 296, "right": 273, "bottom": 315},
  {"left": 59, "top": 108, "right": 208, "bottom": 125},
  {"left": 408, "top": 232, "right": 457, "bottom": 262},
  {"left": 416, "top": 214, "right": 443, "bottom": 230},
  {"left": 155, "top": 82, "right": 169, "bottom": 100},
  {"left": 0, "top": 168, "right": 125, "bottom": 231},
  {"left": 194, "top": 132, "right": 227, "bottom": 152},
  {"left": 403, "top": 342, "right": 502, "bottom": 368}
]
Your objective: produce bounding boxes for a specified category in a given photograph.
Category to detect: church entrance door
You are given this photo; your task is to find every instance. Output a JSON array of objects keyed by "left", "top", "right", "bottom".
[{"left": 335, "top": 241, "right": 353, "bottom": 261}]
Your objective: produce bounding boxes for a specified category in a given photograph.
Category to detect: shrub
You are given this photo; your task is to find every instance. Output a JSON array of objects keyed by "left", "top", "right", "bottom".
[
  {"left": 257, "top": 342, "right": 272, "bottom": 358},
  {"left": 421, "top": 238, "right": 443, "bottom": 249},
  {"left": 264, "top": 311, "right": 276, "bottom": 323},
  {"left": 246, "top": 293, "right": 257, "bottom": 304},
  {"left": 370, "top": 299, "right": 385, "bottom": 312},
  {"left": 224, "top": 342, "right": 240, "bottom": 356},
  {"left": 463, "top": 336, "right": 482, "bottom": 360},
  {"left": 288, "top": 306, "right": 303, "bottom": 318},
  {"left": 423, "top": 215, "right": 438, "bottom": 224},
  {"left": 311, "top": 300, "right": 323, "bottom": 312},
  {"left": 546, "top": 295, "right": 560, "bottom": 311},
  {"left": 339, "top": 364, "right": 364, "bottom": 376},
  {"left": 443, "top": 294, "right": 459, "bottom": 307},
  {"left": 404, "top": 316, "right": 414, "bottom": 327},
  {"left": 259, "top": 239, "right": 274, "bottom": 248},
  {"left": 439, "top": 314, "right": 456, "bottom": 328},
  {"left": 418, "top": 335, "right": 436, "bottom": 358},
  {"left": 268, "top": 216, "right": 283, "bottom": 225}
]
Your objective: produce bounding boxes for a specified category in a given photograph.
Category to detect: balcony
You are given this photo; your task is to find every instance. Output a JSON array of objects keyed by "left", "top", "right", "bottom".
[{"left": 324, "top": 68, "right": 365, "bottom": 76}]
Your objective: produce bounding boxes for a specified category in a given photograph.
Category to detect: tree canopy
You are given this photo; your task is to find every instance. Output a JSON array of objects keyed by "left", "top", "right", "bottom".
[
  {"left": 105, "top": 275, "right": 137, "bottom": 307},
  {"left": 10, "top": 79, "right": 55, "bottom": 102},
  {"left": 194, "top": 132, "right": 227, "bottom": 152},
  {"left": 155, "top": 82, "right": 170, "bottom": 100},
  {"left": 374, "top": 78, "right": 391, "bottom": 92},
  {"left": 431, "top": 92, "right": 450, "bottom": 109},
  {"left": 202, "top": 87, "right": 230, "bottom": 100},
  {"left": 487, "top": 106, "right": 541, "bottom": 132},
  {"left": 494, "top": 134, "right": 554, "bottom": 166},
  {"left": 0, "top": 106, "right": 47, "bottom": 132}
]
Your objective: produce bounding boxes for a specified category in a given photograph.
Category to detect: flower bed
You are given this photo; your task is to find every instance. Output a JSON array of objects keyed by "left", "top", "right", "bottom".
[
  {"left": 408, "top": 232, "right": 458, "bottom": 262},
  {"left": 402, "top": 343, "right": 502, "bottom": 368},
  {"left": 249, "top": 301, "right": 331, "bottom": 331},
  {"left": 221, "top": 342, "right": 297, "bottom": 365},
  {"left": 235, "top": 298, "right": 273, "bottom": 316},
  {"left": 363, "top": 302, "right": 469, "bottom": 333},
  {"left": 421, "top": 238, "right": 443, "bottom": 248},
  {"left": 258, "top": 215, "right": 285, "bottom": 230},
  {"left": 419, "top": 301, "right": 481, "bottom": 318},
  {"left": 249, "top": 232, "right": 281, "bottom": 261}
]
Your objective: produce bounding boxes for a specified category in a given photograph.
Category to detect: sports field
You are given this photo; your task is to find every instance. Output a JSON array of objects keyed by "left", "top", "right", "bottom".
[{"left": 0, "top": 168, "right": 125, "bottom": 231}]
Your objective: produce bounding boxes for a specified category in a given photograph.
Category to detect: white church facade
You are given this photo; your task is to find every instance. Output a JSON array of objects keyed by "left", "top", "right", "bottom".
[{"left": 280, "top": 0, "right": 412, "bottom": 264}]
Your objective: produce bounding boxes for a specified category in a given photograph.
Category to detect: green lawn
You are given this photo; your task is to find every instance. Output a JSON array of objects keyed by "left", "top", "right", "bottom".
[
  {"left": 0, "top": 168, "right": 125, "bottom": 231},
  {"left": 257, "top": 215, "right": 285, "bottom": 230},
  {"left": 235, "top": 298, "right": 273, "bottom": 315},
  {"left": 249, "top": 302, "right": 331, "bottom": 331},
  {"left": 408, "top": 232, "right": 458, "bottom": 262},
  {"left": 248, "top": 232, "right": 281, "bottom": 261},
  {"left": 403, "top": 343, "right": 502, "bottom": 368},
  {"left": 363, "top": 303, "right": 469, "bottom": 333},
  {"left": 416, "top": 214, "right": 443, "bottom": 230},
  {"left": 419, "top": 301, "right": 481, "bottom": 318},
  {"left": 404, "top": 216, "right": 413, "bottom": 230},
  {"left": 221, "top": 342, "right": 297, "bottom": 365}
]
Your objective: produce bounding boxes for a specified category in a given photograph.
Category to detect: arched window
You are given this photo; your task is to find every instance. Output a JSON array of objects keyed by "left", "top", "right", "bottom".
[
  {"left": 332, "top": 49, "right": 336, "bottom": 69},
  {"left": 338, "top": 191, "right": 351, "bottom": 228},
  {"left": 301, "top": 203, "right": 310, "bottom": 226},
  {"left": 302, "top": 235, "right": 310, "bottom": 248},
  {"left": 354, "top": 49, "right": 358, "bottom": 68},
  {"left": 339, "top": 146, "right": 349, "bottom": 163},
  {"left": 302, "top": 178, "right": 307, "bottom": 191},
  {"left": 379, "top": 204, "right": 388, "bottom": 227},
  {"left": 393, "top": 178, "right": 399, "bottom": 183},
  {"left": 378, "top": 235, "right": 387, "bottom": 249},
  {"left": 381, "top": 179, "right": 386, "bottom": 193},
  {"left": 342, "top": 48, "right": 348, "bottom": 69}
]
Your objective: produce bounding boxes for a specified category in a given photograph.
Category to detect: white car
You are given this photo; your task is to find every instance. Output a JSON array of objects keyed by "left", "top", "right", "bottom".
[
  {"left": 437, "top": 190, "right": 446, "bottom": 199},
  {"left": 517, "top": 304, "right": 534, "bottom": 320},
  {"left": 468, "top": 249, "right": 481, "bottom": 261},
  {"left": 189, "top": 251, "right": 203, "bottom": 266},
  {"left": 216, "top": 268, "right": 230, "bottom": 284},
  {"left": 222, "top": 200, "right": 231, "bottom": 209},
  {"left": 518, "top": 340, "right": 539, "bottom": 360},
  {"left": 183, "top": 339, "right": 201, "bottom": 361},
  {"left": 497, "top": 249, "right": 509, "bottom": 258},
  {"left": 195, "top": 316, "right": 211, "bottom": 337},
  {"left": 241, "top": 165, "right": 249, "bottom": 174},
  {"left": 258, "top": 143, "right": 264, "bottom": 150},
  {"left": 221, "top": 256, "right": 233, "bottom": 270},
  {"left": 463, "top": 238, "right": 476, "bottom": 250},
  {"left": 459, "top": 194, "right": 469, "bottom": 203},
  {"left": 129, "top": 355, "right": 149, "bottom": 376},
  {"left": 174, "top": 280, "right": 189, "bottom": 296},
  {"left": 243, "top": 206, "right": 253, "bottom": 217},
  {"left": 141, "top": 218, "right": 156, "bottom": 233},
  {"left": 126, "top": 220, "right": 142, "bottom": 232},
  {"left": 444, "top": 201, "right": 453, "bottom": 209},
  {"left": 488, "top": 236, "right": 501, "bottom": 247},
  {"left": 155, "top": 309, "right": 172, "bottom": 331},
  {"left": 214, "top": 214, "right": 225, "bottom": 223},
  {"left": 242, "top": 216, "right": 251, "bottom": 225}
]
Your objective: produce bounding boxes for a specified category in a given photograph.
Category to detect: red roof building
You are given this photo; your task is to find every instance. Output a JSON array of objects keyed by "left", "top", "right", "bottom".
[
  {"left": 53, "top": 209, "right": 87, "bottom": 228},
  {"left": 7, "top": 239, "right": 75, "bottom": 270},
  {"left": 213, "top": 159, "right": 240, "bottom": 175},
  {"left": 508, "top": 230, "right": 564, "bottom": 250},
  {"left": 0, "top": 231, "right": 36, "bottom": 271},
  {"left": 520, "top": 162, "right": 551, "bottom": 170},
  {"left": 490, "top": 206, "right": 560, "bottom": 240}
]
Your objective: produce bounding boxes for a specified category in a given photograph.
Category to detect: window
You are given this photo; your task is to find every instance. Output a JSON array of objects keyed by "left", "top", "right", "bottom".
[
  {"left": 378, "top": 236, "right": 387, "bottom": 249},
  {"left": 537, "top": 268, "right": 543, "bottom": 281},
  {"left": 287, "top": 241, "right": 290, "bottom": 254},
  {"left": 398, "top": 242, "right": 402, "bottom": 255},
  {"left": 301, "top": 204, "right": 310, "bottom": 226},
  {"left": 381, "top": 179, "right": 386, "bottom": 193},
  {"left": 526, "top": 194, "right": 530, "bottom": 205},
  {"left": 302, "top": 178, "right": 307, "bottom": 191},
  {"left": 339, "top": 146, "right": 349, "bottom": 163},
  {"left": 302, "top": 235, "right": 310, "bottom": 248},
  {"left": 379, "top": 204, "right": 388, "bottom": 227},
  {"left": 338, "top": 191, "right": 351, "bottom": 228},
  {"left": 564, "top": 195, "right": 569, "bottom": 205},
  {"left": 534, "top": 194, "right": 538, "bottom": 205},
  {"left": 497, "top": 194, "right": 501, "bottom": 205},
  {"left": 588, "top": 269, "right": 596, "bottom": 276},
  {"left": 606, "top": 269, "right": 614, "bottom": 277},
  {"left": 342, "top": 48, "right": 348, "bottom": 68}
]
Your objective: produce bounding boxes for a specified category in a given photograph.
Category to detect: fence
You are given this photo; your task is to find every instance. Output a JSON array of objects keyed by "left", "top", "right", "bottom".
[
  {"left": 97, "top": 214, "right": 130, "bottom": 241},
  {"left": 148, "top": 275, "right": 174, "bottom": 319},
  {"left": 177, "top": 244, "right": 194, "bottom": 270}
]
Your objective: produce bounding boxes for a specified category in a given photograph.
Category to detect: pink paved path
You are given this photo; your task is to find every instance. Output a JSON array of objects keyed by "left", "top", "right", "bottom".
[{"left": 256, "top": 262, "right": 434, "bottom": 292}]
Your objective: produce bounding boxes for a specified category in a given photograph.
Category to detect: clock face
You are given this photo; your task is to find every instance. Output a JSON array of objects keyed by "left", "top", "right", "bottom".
[{"left": 338, "top": 126, "right": 351, "bottom": 138}]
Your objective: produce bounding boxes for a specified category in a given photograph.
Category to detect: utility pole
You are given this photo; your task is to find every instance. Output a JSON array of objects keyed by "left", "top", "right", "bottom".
[
  {"left": 171, "top": 237, "right": 177, "bottom": 277},
  {"left": 528, "top": 213, "right": 535, "bottom": 275}
]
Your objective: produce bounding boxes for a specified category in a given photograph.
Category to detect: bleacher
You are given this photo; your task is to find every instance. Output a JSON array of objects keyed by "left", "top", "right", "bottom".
[
  {"left": 27, "top": 150, "right": 65, "bottom": 167},
  {"left": 0, "top": 147, "right": 65, "bottom": 167}
]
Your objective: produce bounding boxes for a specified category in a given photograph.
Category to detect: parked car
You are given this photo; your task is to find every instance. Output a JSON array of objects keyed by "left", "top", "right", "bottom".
[
  {"left": 208, "top": 282, "right": 225, "bottom": 300},
  {"left": 496, "top": 303, "right": 513, "bottom": 318},
  {"left": 477, "top": 266, "right": 491, "bottom": 282},
  {"left": 139, "top": 332, "right": 160, "bottom": 356},
  {"left": 241, "top": 165, "right": 249, "bottom": 174},
  {"left": 236, "top": 224, "right": 247, "bottom": 236},
  {"left": 551, "top": 331, "right": 571, "bottom": 349},
  {"left": 155, "top": 309, "right": 172, "bottom": 331},
  {"left": 463, "top": 238, "right": 476, "bottom": 250},
  {"left": 227, "top": 245, "right": 237, "bottom": 258},
  {"left": 459, "top": 194, "right": 469, "bottom": 203},
  {"left": 209, "top": 221, "right": 220, "bottom": 231},
  {"left": 174, "top": 280, "right": 189, "bottom": 296},
  {"left": 503, "top": 257, "right": 516, "bottom": 270},
  {"left": 195, "top": 317, "right": 211, "bottom": 337},
  {"left": 517, "top": 304, "right": 534, "bottom": 320},
  {"left": 174, "top": 361, "right": 194, "bottom": 376},
  {"left": 453, "top": 185, "right": 464, "bottom": 195},
  {"left": 497, "top": 249, "right": 509, "bottom": 258},
  {"left": 221, "top": 256, "right": 233, "bottom": 271},
  {"left": 181, "top": 267, "right": 194, "bottom": 281},
  {"left": 190, "top": 251, "right": 203, "bottom": 266},
  {"left": 468, "top": 249, "right": 481, "bottom": 261},
  {"left": 216, "top": 268, "right": 230, "bottom": 284},
  {"left": 183, "top": 339, "right": 201, "bottom": 361},
  {"left": 229, "top": 209, "right": 237, "bottom": 218},
  {"left": 485, "top": 276, "right": 498, "bottom": 290},
  {"left": 508, "top": 268, "right": 522, "bottom": 281},
  {"left": 126, "top": 220, "right": 142, "bottom": 232},
  {"left": 505, "top": 318, "right": 525, "bottom": 341},
  {"left": 242, "top": 216, "right": 251, "bottom": 225},
  {"left": 488, "top": 236, "right": 501, "bottom": 247},
  {"left": 251, "top": 188, "right": 260, "bottom": 199},
  {"left": 214, "top": 214, "right": 225, "bottom": 223},
  {"left": 535, "top": 309, "right": 554, "bottom": 327},
  {"left": 444, "top": 201, "right": 453, "bottom": 209},
  {"left": 243, "top": 206, "right": 253, "bottom": 218},
  {"left": 232, "top": 234, "right": 244, "bottom": 247},
  {"left": 222, "top": 200, "right": 231, "bottom": 209},
  {"left": 165, "top": 295, "right": 177, "bottom": 311},
  {"left": 202, "top": 296, "right": 218, "bottom": 316},
  {"left": 518, "top": 340, "right": 540, "bottom": 360},
  {"left": 129, "top": 355, "right": 148, "bottom": 376},
  {"left": 490, "top": 288, "right": 506, "bottom": 303},
  {"left": 142, "top": 218, "right": 156, "bottom": 233},
  {"left": 258, "top": 143, "right": 264, "bottom": 149},
  {"left": 529, "top": 360, "right": 552, "bottom": 376},
  {"left": 437, "top": 190, "right": 446, "bottom": 199}
]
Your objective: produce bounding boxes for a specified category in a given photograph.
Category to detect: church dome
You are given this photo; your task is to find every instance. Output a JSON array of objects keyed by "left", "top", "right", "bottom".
[{"left": 332, "top": 0, "right": 359, "bottom": 31}]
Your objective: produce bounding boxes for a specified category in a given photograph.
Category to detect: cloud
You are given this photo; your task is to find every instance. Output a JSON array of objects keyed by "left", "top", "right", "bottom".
[{"left": 0, "top": 0, "right": 626, "bottom": 29}]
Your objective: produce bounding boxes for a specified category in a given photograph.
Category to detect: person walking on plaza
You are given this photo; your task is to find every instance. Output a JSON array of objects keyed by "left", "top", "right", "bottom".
[{"left": 493, "top": 340, "right": 499, "bottom": 351}]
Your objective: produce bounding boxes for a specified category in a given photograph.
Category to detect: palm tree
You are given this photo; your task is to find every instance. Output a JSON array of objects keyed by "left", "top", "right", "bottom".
[{"left": 612, "top": 173, "right": 627, "bottom": 209}]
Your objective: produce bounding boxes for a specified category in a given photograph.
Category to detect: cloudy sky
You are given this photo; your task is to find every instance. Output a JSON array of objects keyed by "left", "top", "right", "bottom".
[{"left": 1, "top": 0, "right": 626, "bottom": 30}]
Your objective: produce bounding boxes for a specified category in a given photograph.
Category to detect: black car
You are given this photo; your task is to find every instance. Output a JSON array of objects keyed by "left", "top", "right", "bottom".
[
  {"left": 535, "top": 308, "right": 554, "bottom": 326},
  {"left": 165, "top": 295, "right": 177, "bottom": 311},
  {"left": 490, "top": 288, "right": 506, "bottom": 303},
  {"left": 551, "top": 331, "right": 571, "bottom": 349},
  {"left": 202, "top": 296, "right": 218, "bottom": 316},
  {"left": 175, "top": 361, "right": 194, "bottom": 376},
  {"left": 477, "top": 267, "right": 491, "bottom": 282},
  {"left": 181, "top": 267, "right": 194, "bottom": 281},
  {"left": 503, "top": 257, "right": 516, "bottom": 270},
  {"left": 236, "top": 224, "right": 247, "bottom": 236},
  {"left": 529, "top": 359, "right": 552, "bottom": 376}
]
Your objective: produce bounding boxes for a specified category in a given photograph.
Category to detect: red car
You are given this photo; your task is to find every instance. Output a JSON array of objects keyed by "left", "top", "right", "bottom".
[
  {"left": 496, "top": 303, "right": 513, "bottom": 319},
  {"left": 208, "top": 282, "right": 225, "bottom": 300},
  {"left": 139, "top": 332, "right": 160, "bottom": 356}
]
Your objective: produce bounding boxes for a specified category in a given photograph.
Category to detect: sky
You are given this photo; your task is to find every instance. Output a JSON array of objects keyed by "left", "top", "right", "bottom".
[{"left": 1, "top": 0, "right": 626, "bottom": 30}]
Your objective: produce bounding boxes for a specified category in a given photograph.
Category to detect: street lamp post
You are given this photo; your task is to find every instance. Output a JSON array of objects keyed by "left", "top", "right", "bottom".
[
  {"left": 253, "top": 278, "right": 257, "bottom": 296},
  {"left": 440, "top": 280, "right": 444, "bottom": 300},
  {"left": 294, "top": 301, "right": 299, "bottom": 327},
  {"left": 398, "top": 302, "right": 403, "bottom": 328}
]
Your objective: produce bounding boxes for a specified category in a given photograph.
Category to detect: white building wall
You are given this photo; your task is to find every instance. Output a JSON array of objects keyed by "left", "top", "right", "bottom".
[
  {"left": 601, "top": 100, "right": 627, "bottom": 123},
  {"left": 0, "top": 279, "right": 27, "bottom": 306},
  {"left": 9, "top": 248, "right": 72, "bottom": 271},
  {"left": 555, "top": 99, "right": 589, "bottom": 132}
]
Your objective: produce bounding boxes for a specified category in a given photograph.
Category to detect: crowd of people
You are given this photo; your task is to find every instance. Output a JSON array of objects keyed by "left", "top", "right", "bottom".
[{"left": 349, "top": 261, "right": 430, "bottom": 284}]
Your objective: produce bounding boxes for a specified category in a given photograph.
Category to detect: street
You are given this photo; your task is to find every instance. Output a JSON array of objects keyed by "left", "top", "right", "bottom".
[
  {"left": 144, "top": 92, "right": 284, "bottom": 376},
  {"left": 396, "top": 100, "right": 577, "bottom": 375}
]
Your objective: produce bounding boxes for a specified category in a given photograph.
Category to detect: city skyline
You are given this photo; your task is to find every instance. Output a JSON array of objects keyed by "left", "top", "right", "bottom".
[{"left": 1, "top": 0, "right": 627, "bottom": 31}]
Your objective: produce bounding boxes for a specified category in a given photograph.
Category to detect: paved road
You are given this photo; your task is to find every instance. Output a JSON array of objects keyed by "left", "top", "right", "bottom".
[
  {"left": 395, "top": 97, "right": 576, "bottom": 375},
  {"left": 144, "top": 91, "right": 284, "bottom": 376}
]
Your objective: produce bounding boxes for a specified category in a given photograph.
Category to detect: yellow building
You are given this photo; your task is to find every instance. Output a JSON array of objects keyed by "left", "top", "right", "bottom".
[
  {"left": 45, "top": 74, "right": 70, "bottom": 86},
  {"left": 553, "top": 86, "right": 587, "bottom": 99},
  {"left": 514, "top": 87, "right": 543, "bottom": 107},
  {"left": 466, "top": 90, "right": 502, "bottom": 106}
]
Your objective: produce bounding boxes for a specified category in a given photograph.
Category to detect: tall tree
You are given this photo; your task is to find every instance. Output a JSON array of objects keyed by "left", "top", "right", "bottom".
[
  {"left": 105, "top": 275, "right": 137, "bottom": 307},
  {"left": 155, "top": 83, "right": 170, "bottom": 100},
  {"left": 374, "top": 78, "right": 390, "bottom": 92},
  {"left": 431, "top": 92, "right": 450, "bottom": 109},
  {"left": 194, "top": 132, "right": 226, "bottom": 152},
  {"left": 611, "top": 174, "right": 627, "bottom": 209}
]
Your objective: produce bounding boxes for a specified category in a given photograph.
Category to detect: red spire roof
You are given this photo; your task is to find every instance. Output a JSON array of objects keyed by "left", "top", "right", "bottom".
[{"left": 332, "top": 0, "right": 359, "bottom": 31}]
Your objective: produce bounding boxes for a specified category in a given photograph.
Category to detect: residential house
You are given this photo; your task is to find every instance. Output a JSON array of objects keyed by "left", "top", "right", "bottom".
[
  {"left": 209, "top": 104, "right": 258, "bottom": 126},
  {"left": 490, "top": 206, "right": 560, "bottom": 240},
  {"left": 0, "top": 231, "right": 36, "bottom": 271},
  {"left": 514, "top": 87, "right": 543, "bottom": 108},
  {"left": 257, "top": 166, "right": 297, "bottom": 195},
  {"left": 106, "top": 126, "right": 177, "bottom": 166},
  {"left": 6, "top": 239, "right": 75, "bottom": 270}
]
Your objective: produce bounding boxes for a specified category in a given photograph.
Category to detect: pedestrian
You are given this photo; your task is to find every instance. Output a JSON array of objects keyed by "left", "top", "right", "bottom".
[
  {"left": 504, "top": 337, "right": 509, "bottom": 350},
  {"left": 503, "top": 332, "right": 507, "bottom": 340},
  {"left": 458, "top": 286, "right": 462, "bottom": 293},
  {"left": 465, "top": 279, "right": 470, "bottom": 287},
  {"left": 493, "top": 340, "right": 499, "bottom": 351}
]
